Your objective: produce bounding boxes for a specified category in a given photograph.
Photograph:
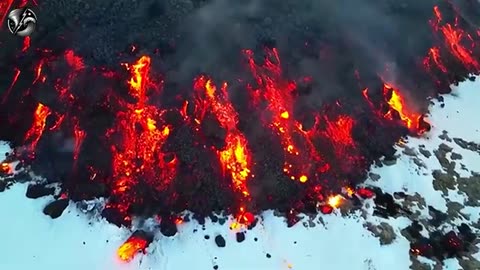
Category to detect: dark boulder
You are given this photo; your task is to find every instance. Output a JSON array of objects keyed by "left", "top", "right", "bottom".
[
  {"left": 43, "top": 199, "right": 69, "bottom": 219},
  {"left": 160, "top": 216, "right": 178, "bottom": 237},
  {"left": 236, "top": 232, "right": 245, "bottom": 243},
  {"left": 215, "top": 235, "right": 226, "bottom": 247},
  {"left": 26, "top": 183, "right": 55, "bottom": 199}
]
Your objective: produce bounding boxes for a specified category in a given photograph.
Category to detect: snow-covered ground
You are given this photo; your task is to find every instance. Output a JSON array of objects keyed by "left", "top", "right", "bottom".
[{"left": 0, "top": 78, "right": 478, "bottom": 270}]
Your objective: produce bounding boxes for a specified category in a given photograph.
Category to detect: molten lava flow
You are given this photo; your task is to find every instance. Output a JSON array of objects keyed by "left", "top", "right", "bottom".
[
  {"left": 53, "top": 50, "right": 85, "bottom": 101},
  {"left": 1, "top": 162, "right": 12, "bottom": 174},
  {"left": 117, "top": 236, "right": 148, "bottom": 262},
  {"left": 1, "top": 68, "right": 21, "bottom": 104},
  {"left": 64, "top": 49, "right": 85, "bottom": 71},
  {"left": 33, "top": 59, "right": 46, "bottom": 84},
  {"left": 362, "top": 84, "right": 429, "bottom": 134},
  {"left": 22, "top": 37, "right": 30, "bottom": 52},
  {"left": 323, "top": 115, "right": 355, "bottom": 147},
  {"left": 108, "top": 56, "right": 176, "bottom": 215},
  {"left": 0, "top": 0, "right": 14, "bottom": 26},
  {"left": 193, "top": 76, "right": 252, "bottom": 198},
  {"left": 24, "top": 103, "right": 51, "bottom": 150},
  {"left": 383, "top": 84, "right": 429, "bottom": 134},
  {"left": 72, "top": 118, "right": 86, "bottom": 163},
  {"left": 423, "top": 47, "right": 448, "bottom": 73},
  {"left": 244, "top": 48, "right": 324, "bottom": 182},
  {"left": 192, "top": 76, "right": 255, "bottom": 225},
  {"left": 430, "top": 6, "right": 480, "bottom": 71},
  {"left": 327, "top": 194, "right": 344, "bottom": 208}
]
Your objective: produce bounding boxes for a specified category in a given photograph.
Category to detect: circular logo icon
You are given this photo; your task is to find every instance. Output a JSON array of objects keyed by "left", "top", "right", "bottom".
[{"left": 7, "top": 7, "right": 37, "bottom": 37}]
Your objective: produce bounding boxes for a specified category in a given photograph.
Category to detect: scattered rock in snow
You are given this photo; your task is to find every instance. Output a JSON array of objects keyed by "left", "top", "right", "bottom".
[
  {"left": 446, "top": 201, "right": 466, "bottom": 221},
  {"left": 450, "top": 152, "right": 462, "bottom": 160},
  {"left": 400, "top": 193, "right": 427, "bottom": 211},
  {"left": 433, "top": 148, "right": 455, "bottom": 172},
  {"left": 452, "top": 138, "right": 480, "bottom": 154},
  {"left": 43, "top": 199, "right": 69, "bottom": 219},
  {"left": 438, "top": 143, "right": 453, "bottom": 153},
  {"left": 458, "top": 256, "right": 480, "bottom": 270},
  {"left": 412, "top": 157, "right": 427, "bottom": 169},
  {"left": 457, "top": 175, "right": 480, "bottom": 206},
  {"left": 235, "top": 232, "right": 245, "bottom": 243},
  {"left": 427, "top": 206, "right": 448, "bottom": 227},
  {"left": 431, "top": 170, "right": 456, "bottom": 195},
  {"left": 368, "top": 172, "right": 381, "bottom": 181},
  {"left": 215, "top": 235, "right": 226, "bottom": 247},
  {"left": 382, "top": 157, "right": 397, "bottom": 166},
  {"left": 25, "top": 183, "right": 55, "bottom": 199},
  {"left": 0, "top": 181, "right": 6, "bottom": 192},
  {"left": 372, "top": 188, "right": 404, "bottom": 218},
  {"left": 438, "top": 130, "right": 452, "bottom": 142},
  {"left": 418, "top": 145, "right": 432, "bottom": 158},
  {"left": 409, "top": 256, "right": 432, "bottom": 270},
  {"left": 365, "top": 222, "right": 396, "bottom": 245},
  {"left": 403, "top": 147, "right": 417, "bottom": 156}
]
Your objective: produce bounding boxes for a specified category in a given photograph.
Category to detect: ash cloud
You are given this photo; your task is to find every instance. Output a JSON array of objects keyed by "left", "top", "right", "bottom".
[
  {"left": 30, "top": 0, "right": 477, "bottom": 109},
  {"left": 168, "top": 0, "right": 440, "bottom": 107}
]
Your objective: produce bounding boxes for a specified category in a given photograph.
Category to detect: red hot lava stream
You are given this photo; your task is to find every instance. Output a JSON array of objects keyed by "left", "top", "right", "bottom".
[
  {"left": 106, "top": 56, "right": 177, "bottom": 220},
  {"left": 191, "top": 76, "right": 253, "bottom": 224}
]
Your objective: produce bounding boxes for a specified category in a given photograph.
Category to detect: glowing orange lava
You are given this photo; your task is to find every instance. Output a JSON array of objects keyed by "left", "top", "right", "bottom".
[
  {"left": 24, "top": 103, "right": 51, "bottom": 150},
  {"left": 327, "top": 194, "right": 344, "bottom": 208},
  {"left": 232, "top": 206, "right": 255, "bottom": 228},
  {"left": 430, "top": 5, "right": 480, "bottom": 70},
  {"left": 383, "top": 84, "right": 427, "bottom": 133},
  {"left": 64, "top": 49, "right": 85, "bottom": 71},
  {"left": 22, "top": 37, "right": 31, "bottom": 52},
  {"left": 192, "top": 76, "right": 253, "bottom": 224},
  {"left": 1, "top": 68, "right": 21, "bottom": 104},
  {"left": 0, "top": 0, "right": 14, "bottom": 26},
  {"left": 423, "top": 47, "right": 447, "bottom": 73},
  {"left": 323, "top": 115, "right": 355, "bottom": 146},
  {"left": 193, "top": 76, "right": 252, "bottom": 197},
  {"left": 244, "top": 48, "right": 324, "bottom": 182},
  {"left": 73, "top": 118, "right": 86, "bottom": 163},
  {"left": 117, "top": 236, "right": 148, "bottom": 262},
  {"left": 109, "top": 56, "right": 176, "bottom": 205},
  {"left": 1, "top": 162, "right": 12, "bottom": 174}
]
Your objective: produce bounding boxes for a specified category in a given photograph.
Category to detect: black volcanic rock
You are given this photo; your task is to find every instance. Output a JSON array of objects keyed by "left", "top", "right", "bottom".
[
  {"left": 0, "top": 180, "right": 7, "bottom": 192},
  {"left": 69, "top": 182, "right": 108, "bottom": 201},
  {"left": 428, "top": 206, "right": 448, "bottom": 227},
  {"left": 160, "top": 216, "right": 178, "bottom": 237},
  {"left": 236, "top": 232, "right": 245, "bottom": 243},
  {"left": 26, "top": 184, "right": 55, "bottom": 199},
  {"left": 215, "top": 235, "right": 226, "bottom": 247},
  {"left": 372, "top": 188, "right": 404, "bottom": 218},
  {"left": 101, "top": 207, "right": 130, "bottom": 227},
  {"left": 43, "top": 199, "right": 69, "bottom": 219}
]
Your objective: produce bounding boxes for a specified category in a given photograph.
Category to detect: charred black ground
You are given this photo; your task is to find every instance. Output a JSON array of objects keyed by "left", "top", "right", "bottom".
[{"left": 0, "top": 0, "right": 479, "bottom": 229}]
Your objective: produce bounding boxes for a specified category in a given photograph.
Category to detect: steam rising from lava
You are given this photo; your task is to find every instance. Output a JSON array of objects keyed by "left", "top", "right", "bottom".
[{"left": 0, "top": 0, "right": 479, "bottom": 229}]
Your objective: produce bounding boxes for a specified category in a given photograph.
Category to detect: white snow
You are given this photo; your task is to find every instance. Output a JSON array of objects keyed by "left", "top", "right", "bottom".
[{"left": 0, "top": 78, "right": 479, "bottom": 270}]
